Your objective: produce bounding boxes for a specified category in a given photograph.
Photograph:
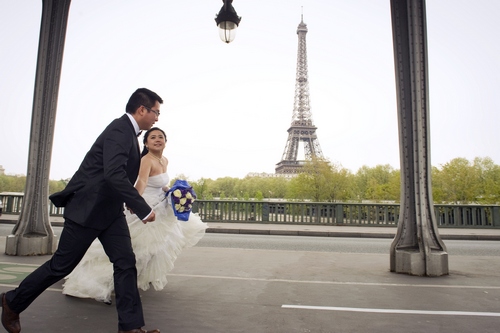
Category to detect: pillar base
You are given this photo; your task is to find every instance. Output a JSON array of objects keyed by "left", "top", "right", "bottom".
[
  {"left": 392, "top": 249, "right": 448, "bottom": 276},
  {"left": 5, "top": 234, "right": 57, "bottom": 256}
]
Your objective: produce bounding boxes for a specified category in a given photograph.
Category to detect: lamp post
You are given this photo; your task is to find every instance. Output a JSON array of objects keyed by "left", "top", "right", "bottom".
[{"left": 215, "top": 0, "right": 241, "bottom": 43}]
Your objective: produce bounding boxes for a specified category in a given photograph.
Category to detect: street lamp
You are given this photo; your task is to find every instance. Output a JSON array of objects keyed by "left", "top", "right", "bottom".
[{"left": 215, "top": 0, "right": 241, "bottom": 43}]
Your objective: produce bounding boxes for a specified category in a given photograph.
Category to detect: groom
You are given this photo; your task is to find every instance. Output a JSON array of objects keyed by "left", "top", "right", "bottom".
[{"left": 1, "top": 88, "right": 163, "bottom": 333}]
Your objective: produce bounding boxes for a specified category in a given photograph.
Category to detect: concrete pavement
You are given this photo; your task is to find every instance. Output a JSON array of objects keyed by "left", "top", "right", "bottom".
[{"left": 0, "top": 215, "right": 499, "bottom": 332}]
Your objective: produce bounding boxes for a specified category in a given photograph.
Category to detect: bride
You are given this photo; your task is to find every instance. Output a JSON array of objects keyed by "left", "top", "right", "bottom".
[{"left": 62, "top": 127, "right": 207, "bottom": 303}]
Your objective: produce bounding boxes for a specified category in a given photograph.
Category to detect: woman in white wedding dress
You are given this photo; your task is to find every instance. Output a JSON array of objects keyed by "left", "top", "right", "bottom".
[{"left": 62, "top": 127, "right": 207, "bottom": 303}]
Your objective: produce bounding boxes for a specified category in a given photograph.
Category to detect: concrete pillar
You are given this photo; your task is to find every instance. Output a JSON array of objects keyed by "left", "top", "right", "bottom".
[
  {"left": 5, "top": 0, "right": 71, "bottom": 256},
  {"left": 389, "top": 0, "right": 448, "bottom": 276}
]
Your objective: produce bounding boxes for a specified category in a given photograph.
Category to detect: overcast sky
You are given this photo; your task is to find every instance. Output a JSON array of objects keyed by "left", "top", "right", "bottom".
[{"left": 1, "top": 0, "right": 499, "bottom": 181}]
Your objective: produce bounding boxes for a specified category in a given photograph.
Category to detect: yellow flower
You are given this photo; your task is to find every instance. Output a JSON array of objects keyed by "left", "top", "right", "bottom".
[
  {"left": 185, "top": 192, "right": 193, "bottom": 200},
  {"left": 180, "top": 197, "right": 187, "bottom": 205},
  {"left": 173, "top": 189, "right": 182, "bottom": 198},
  {"left": 175, "top": 203, "right": 185, "bottom": 212}
]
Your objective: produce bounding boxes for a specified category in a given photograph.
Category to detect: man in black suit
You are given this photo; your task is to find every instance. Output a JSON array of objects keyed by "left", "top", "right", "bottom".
[{"left": 1, "top": 88, "right": 163, "bottom": 333}]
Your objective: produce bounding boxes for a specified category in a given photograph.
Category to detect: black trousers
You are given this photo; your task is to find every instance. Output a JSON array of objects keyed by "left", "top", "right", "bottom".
[{"left": 5, "top": 217, "right": 145, "bottom": 331}]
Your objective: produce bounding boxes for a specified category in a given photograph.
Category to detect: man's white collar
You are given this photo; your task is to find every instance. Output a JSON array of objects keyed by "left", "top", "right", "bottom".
[{"left": 126, "top": 113, "right": 141, "bottom": 136}]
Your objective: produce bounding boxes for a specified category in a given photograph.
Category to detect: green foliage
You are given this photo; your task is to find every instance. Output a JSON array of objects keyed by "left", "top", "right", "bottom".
[
  {"left": 431, "top": 157, "right": 500, "bottom": 204},
  {"left": 354, "top": 164, "right": 400, "bottom": 202},
  {"left": 432, "top": 158, "right": 477, "bottom": 203},
  {"left": 473, "top": 157, "right": 500, "bottom": 203},
  {"left": 0, "top": 175, "right": 69, "bottom": 195},
  {"left": 1, "top": 156, "right": 498, "bottom": 204},
  {"left": 191, "top": 178, "right": 214, "bottom": 200},
  {"left": 255, "top": 190, "right": 264, "bottom": 201},
  {"left": 49, "top": 179, "right": 69, "bottom": 194},
  {"left": 0, "top": 174, "right": 27, "bottom": 193},
  {"left": 285, "top": 158, "right": 354, "bottom": 202}
]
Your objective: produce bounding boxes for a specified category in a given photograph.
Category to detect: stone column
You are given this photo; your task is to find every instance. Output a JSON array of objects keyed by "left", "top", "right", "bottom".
[
  {"left": 389, "top": 0, "right": 448, "bottom": 276},
  {"left": 5, "top": 0, "right": 71, "bottom": 256}
]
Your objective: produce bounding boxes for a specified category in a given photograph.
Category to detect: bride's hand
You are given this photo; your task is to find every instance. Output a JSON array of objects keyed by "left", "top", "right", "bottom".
[{"left": 162, "top": 185, "right": 170, "bottom": 192}]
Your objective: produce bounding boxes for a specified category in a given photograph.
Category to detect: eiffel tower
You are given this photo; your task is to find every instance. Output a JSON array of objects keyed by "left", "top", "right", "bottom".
[{"left": 275, "top": 14, "right": 324, "bottom": 175}]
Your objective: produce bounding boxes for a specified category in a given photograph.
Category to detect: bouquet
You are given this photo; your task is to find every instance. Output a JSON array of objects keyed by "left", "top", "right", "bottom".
[{"left": 165, "top": 179, "right": 196, "bottom": 221}]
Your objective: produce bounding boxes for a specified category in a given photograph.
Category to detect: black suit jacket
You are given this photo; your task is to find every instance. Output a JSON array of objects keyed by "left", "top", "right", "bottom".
[{"left": 49, "top": 114, "right": 151, "bottom": 230}]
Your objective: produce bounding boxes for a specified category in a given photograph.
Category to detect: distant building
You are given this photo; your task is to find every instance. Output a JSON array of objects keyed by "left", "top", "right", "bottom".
[{"left": 246, "top": 172, "right": 296, "bottom": 179}]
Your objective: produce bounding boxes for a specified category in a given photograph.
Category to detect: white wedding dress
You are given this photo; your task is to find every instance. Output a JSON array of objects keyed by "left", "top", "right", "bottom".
[{"left": 62, "top": 173, "right": 207, "bottom": 303}]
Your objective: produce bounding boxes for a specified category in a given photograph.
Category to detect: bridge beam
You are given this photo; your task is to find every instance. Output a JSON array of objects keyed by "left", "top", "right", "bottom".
[
  {"left": 389, "top": 0, "right": 448, "bottom": 276},
  {"left": 5, "top": 0, "right": 71, "bottom": 256}
]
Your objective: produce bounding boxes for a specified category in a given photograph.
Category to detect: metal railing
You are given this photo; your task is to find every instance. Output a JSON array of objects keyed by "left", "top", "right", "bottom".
[
  {"left": 193, "top": 200, "right": 500, "bottom": 228},
  {"left": 1, "top": 193, "right": 499, "bottom": 228}
]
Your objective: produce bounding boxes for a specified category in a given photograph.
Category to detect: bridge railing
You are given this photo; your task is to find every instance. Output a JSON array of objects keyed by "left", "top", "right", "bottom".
[
  {"left": 193, "top": 200, "right": 500, "bottom": 228},
  {"left": 1, "top": 193, "right": 499, "bottom": 228}
]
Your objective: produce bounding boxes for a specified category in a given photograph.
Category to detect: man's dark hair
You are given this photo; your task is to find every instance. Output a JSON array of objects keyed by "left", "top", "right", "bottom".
[{"left": 125, "top": 88, "right": 163, "bottom": 114}]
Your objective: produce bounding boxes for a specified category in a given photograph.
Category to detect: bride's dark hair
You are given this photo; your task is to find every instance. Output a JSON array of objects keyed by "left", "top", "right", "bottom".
[{"left": 141, "top": 127, "right": 167, "bottom": 157}]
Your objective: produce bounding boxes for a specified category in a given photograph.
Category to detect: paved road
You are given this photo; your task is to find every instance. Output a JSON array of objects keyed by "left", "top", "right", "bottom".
[
  {"left": 0, "top": 227, "right": 500, "bottom": 332},
  {"left": 2, "top": 223, "right": 499, "bottom": 256},
  {"left": 198, "top": 233, "right": 500, "bottom": 256}
]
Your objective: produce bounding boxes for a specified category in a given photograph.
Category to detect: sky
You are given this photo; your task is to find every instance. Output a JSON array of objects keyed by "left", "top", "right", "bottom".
[{"left": 0, "top": 0, "right": 499, "bottom": 182}]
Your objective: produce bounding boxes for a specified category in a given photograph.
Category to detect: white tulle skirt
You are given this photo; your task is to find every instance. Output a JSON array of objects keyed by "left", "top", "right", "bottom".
[{"left": 62, "top": 191, "right": 207, "bottom": 303}]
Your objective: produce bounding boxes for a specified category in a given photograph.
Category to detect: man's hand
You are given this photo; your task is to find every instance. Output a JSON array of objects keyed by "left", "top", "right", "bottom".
[{"left": 142, "top": 211, "right": 156, "bottom": 224}]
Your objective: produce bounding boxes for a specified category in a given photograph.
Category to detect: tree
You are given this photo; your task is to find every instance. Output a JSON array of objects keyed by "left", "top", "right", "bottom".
[
  {"left": 1, "top": 156, "right": 497, "bottom": 204},
  {"left": 286, "top": 158, "right": 351, "bottom": 202},
  {"left": 191, "top": 178, "right": 214, "bottom": 200},
  {"left": 48, "top": 179, "right": 68, "bottom": 195},
  {"left": 211, "top": 177, "right": 239, "bottom": 199},
  {"left": 473, "top": 157, "right": 500, "bottom": 204},
  {"left": 431, "top": 166, "right": 445, "bottom": 203},
  {"left": 354, "top": 164, "right": 399, "bottom": 201},
  {"left": 324, "top": 163, "right": 355, "bottom": 202},
  {"left": 0, "top": 174, "right": 26, "bottom": 193},
  {"left": 434, "top": 157, "right": 479, "bottom": 204}
]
